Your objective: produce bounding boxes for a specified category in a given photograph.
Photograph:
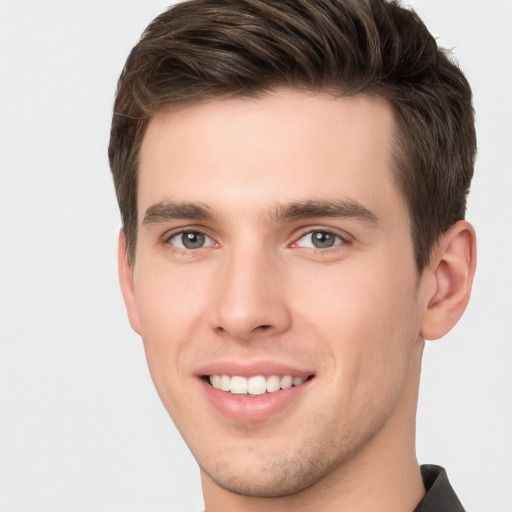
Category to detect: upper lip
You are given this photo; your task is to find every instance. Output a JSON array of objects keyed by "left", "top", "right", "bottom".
[{"left": 196, "top": 360, "right": 315, "bottom": 378}]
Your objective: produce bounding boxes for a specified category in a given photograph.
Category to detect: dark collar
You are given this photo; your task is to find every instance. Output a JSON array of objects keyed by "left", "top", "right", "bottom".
[{"left": 413, "top": 465, "right": 465, "bottom": 511}]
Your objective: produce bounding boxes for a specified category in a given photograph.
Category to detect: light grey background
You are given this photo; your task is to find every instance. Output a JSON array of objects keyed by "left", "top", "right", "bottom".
[{"left": 0, "top": 1, "right": 510, "bottom": 511}]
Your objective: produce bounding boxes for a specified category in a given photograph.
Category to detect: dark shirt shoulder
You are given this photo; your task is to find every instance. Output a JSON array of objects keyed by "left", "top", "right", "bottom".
[{"left": 413, "top": 465, "right": 465, "bottom": 512}]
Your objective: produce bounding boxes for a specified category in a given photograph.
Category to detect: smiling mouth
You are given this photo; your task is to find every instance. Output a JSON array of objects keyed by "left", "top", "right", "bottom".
[{"left": 206, "top": 374, "right": 314, "bottom": 396}]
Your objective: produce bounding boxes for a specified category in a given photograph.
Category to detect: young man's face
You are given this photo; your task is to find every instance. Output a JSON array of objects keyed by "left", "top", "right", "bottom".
[{"left": 120, "top": 90, "right": 434, "bottom": 497}]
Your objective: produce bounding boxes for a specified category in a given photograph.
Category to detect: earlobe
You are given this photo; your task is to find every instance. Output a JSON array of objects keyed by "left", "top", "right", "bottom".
[
  {"left": 118, "top": 230, "right": 142, "bottom": 335},
  {"left": 420, "top": 221, "right": 477, "bottom": 340}
]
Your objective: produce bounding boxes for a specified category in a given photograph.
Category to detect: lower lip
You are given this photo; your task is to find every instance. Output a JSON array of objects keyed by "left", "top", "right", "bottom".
[{"left": 200, "top": 378, "right": 312, "bottom": 422}]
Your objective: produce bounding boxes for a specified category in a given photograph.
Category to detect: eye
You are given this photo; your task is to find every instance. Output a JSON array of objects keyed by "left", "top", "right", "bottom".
[
  {"left": 295, "top": 230, "right": 344, "bottom": 249},
  {"left": 168, "top": 231, "right": 215, "bottom": 250}
]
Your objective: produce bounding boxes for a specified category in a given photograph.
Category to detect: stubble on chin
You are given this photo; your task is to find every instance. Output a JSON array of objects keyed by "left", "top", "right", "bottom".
[{"left": 196, "top": 426, "right": 374, "bottom": 499}]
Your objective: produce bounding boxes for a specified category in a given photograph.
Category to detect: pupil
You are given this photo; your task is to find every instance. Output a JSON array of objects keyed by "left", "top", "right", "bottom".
[
  {"left": 183, "top": 232, "right": 205, "bottom": 249},
  {"left": 313, "top": 231, "right": 334, "bottom": 248}
]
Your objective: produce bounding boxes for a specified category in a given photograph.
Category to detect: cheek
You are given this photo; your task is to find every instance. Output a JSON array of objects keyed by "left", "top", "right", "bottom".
[
  {"left": 294, "top": 259, "right": 420, "bottom": 387},
  {"left": 132, "top": 266, "right": 208, "bottom": 402},
  {"left": 134, "top": 262, "right": 209, "bottom": 341}
]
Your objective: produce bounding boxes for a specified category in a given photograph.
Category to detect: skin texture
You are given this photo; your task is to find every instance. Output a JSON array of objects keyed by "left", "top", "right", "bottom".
[{"left": 118, "top": 90, "right": 476, "bottom": 512}]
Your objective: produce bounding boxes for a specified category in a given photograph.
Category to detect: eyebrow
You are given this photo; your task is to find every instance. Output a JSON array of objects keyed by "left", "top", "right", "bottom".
[
  {"left": 142, "top": 200, "right": 217, "bottom": 226},
  {"left": 142, "top": 198, "right": 378, "bottom": 226},
  {"left": 269, "top": 199, "right": 378, "bottom": 225}
]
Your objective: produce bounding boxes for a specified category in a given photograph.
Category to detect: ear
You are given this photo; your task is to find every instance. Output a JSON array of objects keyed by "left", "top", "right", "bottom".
[
  {"left": 420, "top": 221, "right": 477, "bottom": 340},
  {"left": 118, "top": 229, "right": 142, "bottom": 335}
]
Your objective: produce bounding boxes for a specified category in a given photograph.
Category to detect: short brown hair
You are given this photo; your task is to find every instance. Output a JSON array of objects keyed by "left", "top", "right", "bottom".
[{"left": 109, "top": 0, "right": 476, "bottom": 270}]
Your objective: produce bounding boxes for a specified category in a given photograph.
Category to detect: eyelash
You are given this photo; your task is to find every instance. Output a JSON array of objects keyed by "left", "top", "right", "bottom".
[
  {"left": 163, "top": 227, "right": 351, "bottom": 253},
  {"left": 293, "top": 229, "right": 349, "bottom": 251},
  {"left": 165, "top": 229, "right": 217, "bottom": 251}
]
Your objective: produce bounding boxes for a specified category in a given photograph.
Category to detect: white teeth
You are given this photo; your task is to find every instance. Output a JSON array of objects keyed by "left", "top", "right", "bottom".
[
  {"left": 280, "top": 375, "right": 293, "bottom": 389},
  {"left": 230, "top": 375, "right": 247, "bottom": 394},
  {"left": 210, "top": 375, "right": 221, "bottom": 388},
  {"left": 220, "top": 374, "right": 231, "bottom": 392},
  {"left": 208, "top": 374, "right": 309, "bottom": 395},
  {"left": 266, "top": 375, "right": 281, "bottom": 393},
  {"left": 292, "top": 376, "right": 306, "bottom": 386},
  {"left": 248, "top": 376, "right": 267, "bottom": 395}
]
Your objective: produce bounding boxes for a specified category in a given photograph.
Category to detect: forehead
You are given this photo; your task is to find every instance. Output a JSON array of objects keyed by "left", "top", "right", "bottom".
[{"left": 138, "top": 89, "right": 404, "bottom": 222}]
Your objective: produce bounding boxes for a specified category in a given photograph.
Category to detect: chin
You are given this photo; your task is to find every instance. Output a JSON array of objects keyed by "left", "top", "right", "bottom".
[
  {"left": 196, "top": 433, "right": 359, "bottom": 500},
  {"left": 201, "top": 457, "right": 328, "bottom": 498}
]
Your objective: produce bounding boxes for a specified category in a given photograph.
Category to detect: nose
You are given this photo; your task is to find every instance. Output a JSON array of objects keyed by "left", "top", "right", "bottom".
[{"left": 211, "top": 245, "right": 292, "bottom": 342}]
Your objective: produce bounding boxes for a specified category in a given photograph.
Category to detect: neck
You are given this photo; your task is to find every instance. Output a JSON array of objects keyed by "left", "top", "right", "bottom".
[{"left": 202, "top": 340, "right": 426, "bottom": 512}]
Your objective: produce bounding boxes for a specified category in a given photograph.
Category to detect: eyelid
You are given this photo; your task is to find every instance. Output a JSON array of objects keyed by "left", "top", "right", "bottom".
[
  {"left": 160, "top": 224, "right": 351, "bottom": 250},
  {"left": 291, "top": 227, "right": 352, "bottom": 249},
  {"left": 163, "top": 226, "right": 219, "bottom": 249}
]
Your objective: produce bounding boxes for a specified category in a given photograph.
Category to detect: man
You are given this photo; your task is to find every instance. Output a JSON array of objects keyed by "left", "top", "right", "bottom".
[{"left": 108, "top": 0, "right": 476, "bottom": 510}]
